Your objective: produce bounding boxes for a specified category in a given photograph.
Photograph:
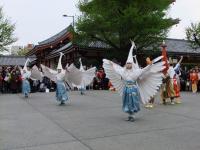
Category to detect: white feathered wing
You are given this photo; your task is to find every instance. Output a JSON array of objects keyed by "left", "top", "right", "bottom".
[
  {"left": 41, "top": 64, "right": 57, "bottom": 82},
  {"left": 41, "top": 63, "right": 87, "bottom": 88},
  {"left": 103, "top": 59, "right": 124, "bottom": 96},
  {"left": 30, "top": 65, "right": 43, "bottom": 81},
  {"left": 65, "top": 64, "right": 83, "bottom": 86},
  {"left": 73, "top": 58, "right": 96, "bottom": 88},
  {"left": 73, "top": 67, "right": 96, "bottom": 88},
  {"left": 137, "top": 57, "right": 165, "bottom": 104},
  {"left": 82, "top": 67, "right": 96, "bottom": 86}
]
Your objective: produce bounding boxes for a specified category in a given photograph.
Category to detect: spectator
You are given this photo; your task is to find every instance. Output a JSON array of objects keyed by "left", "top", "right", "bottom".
[
  {"left": 190, "top": 69, "right": 199, "bottom": 93},
  {"left": 0, "top": 70, "right": 3, "bottom": 93},
  {"left": 197, "top": 69, "right": 200, "bottom": 92},
  {"left": 180, "top": 67, "right": 187, "bottom": 91},
  {"left": 10, "top": 69, "right": 19, "bottom": 93}
]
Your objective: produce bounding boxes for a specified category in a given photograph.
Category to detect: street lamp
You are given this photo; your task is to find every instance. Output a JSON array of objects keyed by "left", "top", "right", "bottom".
[{"left": 63, "top": 14, "right": 75, "bottom": 27}]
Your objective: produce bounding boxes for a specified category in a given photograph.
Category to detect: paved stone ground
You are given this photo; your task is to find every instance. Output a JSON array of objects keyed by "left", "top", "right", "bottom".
[{"left": 0, "top": 91, "right": 200, "bottom": 150}]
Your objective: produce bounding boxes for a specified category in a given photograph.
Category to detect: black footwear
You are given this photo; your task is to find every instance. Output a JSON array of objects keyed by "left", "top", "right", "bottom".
[
  {"left": 127, "top": 116, "right": 131, "bottom": 121},
  {"left": 60, "top": 101, "right": 65, "bottom": 105},
  {"left": 163, "top": 99, "right": 167, "bottom": 105},
  {"left": 127, "top": 116, "right": 135, "bottom": 122},
  {"left": 129, "top": 116, "right": 135, "bottom": 122}
]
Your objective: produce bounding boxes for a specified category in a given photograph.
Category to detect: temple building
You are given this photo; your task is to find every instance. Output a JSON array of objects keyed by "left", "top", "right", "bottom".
[
  {"left": 26, "top": 26, "right": 110, "bottom": 68},
  {"left": 26, "top": 26, "right": 200, "bottom": 69}
]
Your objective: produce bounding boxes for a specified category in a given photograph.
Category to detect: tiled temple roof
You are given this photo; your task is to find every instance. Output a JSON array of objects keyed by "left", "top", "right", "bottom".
[
  {"left": 0, "top": 56, "right": 36, "bottom": 66},
  {"left": 38, "top": 26, "right": 72, "bottom": 46},
  {"left": 78, "top": 41, "right": 111, "bottom": 49},
  {"left": 164, "top": 38, "right": 200, "bottom": 53}
]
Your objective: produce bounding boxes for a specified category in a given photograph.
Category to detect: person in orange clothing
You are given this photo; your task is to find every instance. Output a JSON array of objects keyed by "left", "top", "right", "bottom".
[
  {"left": 190, "top": 69, "right": 199, "bottom": 93},
  {"left": 166, "top": 56, "right": 183, "bottom": 104},
  {"left": 160, "top": 41, "right": 169, "bottom": 105}
]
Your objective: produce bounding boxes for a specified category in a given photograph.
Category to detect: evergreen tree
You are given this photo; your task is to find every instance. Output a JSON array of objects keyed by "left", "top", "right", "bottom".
[
  {"left": 75, "top": 0, "right": 178, "bottom": 54},
  {"left": 186, "top": 22, "right": 200, "bottom": 49},
  {"left": 0, "top": 7, "right": 17, "bottom": 52}
]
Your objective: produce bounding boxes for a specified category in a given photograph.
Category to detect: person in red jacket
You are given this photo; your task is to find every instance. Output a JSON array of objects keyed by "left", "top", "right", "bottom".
[{"left": 190, "top": 69, "right": 199, "bottom": 93}]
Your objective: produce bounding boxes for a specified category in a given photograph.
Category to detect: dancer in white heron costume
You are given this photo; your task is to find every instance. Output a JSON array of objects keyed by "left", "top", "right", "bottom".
[
  {"left": 41, "top": 53, "right": 83, "bottom": 105},
  {"left": 18, "top": 59, "right": 43, "bottom": 98},
  {"left": 73, "top": 58, "right": 96, "bottom": 95},
  {"left": 103, "top": 41, "right": 165, "bottom": 122}
]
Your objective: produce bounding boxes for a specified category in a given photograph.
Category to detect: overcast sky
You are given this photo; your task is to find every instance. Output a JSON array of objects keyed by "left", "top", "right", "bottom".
[{"left": 0, "top": 0, "right": 200, "bottom": 46}]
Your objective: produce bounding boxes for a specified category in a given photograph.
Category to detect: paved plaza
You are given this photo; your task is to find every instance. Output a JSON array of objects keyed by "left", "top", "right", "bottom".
[{"left": 0, "top": 91, "right": 200, "bottom": 150}]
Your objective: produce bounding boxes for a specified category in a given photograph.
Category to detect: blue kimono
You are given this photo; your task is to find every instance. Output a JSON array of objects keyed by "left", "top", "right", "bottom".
[
  {"left": 56, "top": 73, "right": 68, "bottom": 102},
  {"left": 122, "top": 81, "right": 140, "bottom": 114},
  {"left": 22, "top": 71, "right": 31, "bottom": 97}
]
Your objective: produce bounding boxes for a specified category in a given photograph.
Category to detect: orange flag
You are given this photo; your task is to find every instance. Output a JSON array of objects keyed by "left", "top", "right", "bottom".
[{"left": 161, "top": 42, "right": 169, "bottom": 75}]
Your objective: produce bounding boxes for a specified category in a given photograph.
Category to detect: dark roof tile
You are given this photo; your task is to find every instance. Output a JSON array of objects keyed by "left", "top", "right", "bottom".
[
  {"left": 0, "top": 56, "right": 36, "bottom": 66},
  {"left": 165, "top": 38, "right": 200, "bottom": 53},
  {"left": 38, "top": 26, "right": 72, "bottom": 45}
]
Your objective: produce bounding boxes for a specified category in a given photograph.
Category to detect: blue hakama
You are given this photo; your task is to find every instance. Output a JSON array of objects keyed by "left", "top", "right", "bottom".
[
  {"left": 122, "top": 81, "right": 140, "bottom": 114},
  {"left": 80, "top": 87, "right": 86, "bottom": 95},
  {"left": 56, "top": 81, "right": 68, "bottom": 102},
  {"left": 22, "top": 79, "right": 30, "bottom": 96}
]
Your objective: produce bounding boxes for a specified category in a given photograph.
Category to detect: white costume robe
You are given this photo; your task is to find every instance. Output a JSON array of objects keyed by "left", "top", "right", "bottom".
[{"left": 21, "top": 71, "right": 31, "bottom": 96}]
